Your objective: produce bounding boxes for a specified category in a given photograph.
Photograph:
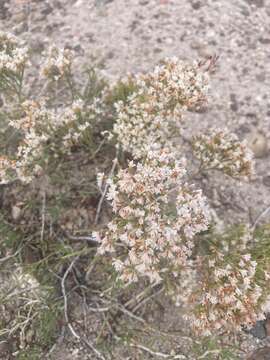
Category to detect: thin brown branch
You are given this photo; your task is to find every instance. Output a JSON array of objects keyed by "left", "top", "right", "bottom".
[{"left": 95, "top": 157, "right": 118, "bottom": 225}]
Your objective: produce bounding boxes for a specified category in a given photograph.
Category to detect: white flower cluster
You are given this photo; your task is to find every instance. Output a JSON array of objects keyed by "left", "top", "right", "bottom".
[
  {"left": 97, "top": 148, "right": 209, "bottom": 284},
  {"left": 41, "top": 45, "right": 73, "bottom": 81},
  {"left": 113, "top": 57, "right": 209, "bottom": 158},
  {"left": 192, "top": 128, "right": 254, "bottom": 179},
  {"left": 0, "top": 31, "right": 28, "bottom": 74},
  {"left": 0, "top": 156, "right": 16, "bottom": 184},
  {"left": 186, "top": 252, "right": 265, "bottom": 335},
  {"left": 1, "top": 99, "right": 94, "bottom": 183}
]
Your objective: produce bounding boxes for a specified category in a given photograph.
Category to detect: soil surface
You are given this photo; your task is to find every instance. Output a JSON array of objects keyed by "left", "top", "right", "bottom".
[
  {"left": 1, "top": 0, "right": 270, "bottom": 359},
  {"left": 2, "top": 0, "right": 270, "bottom": 227}
]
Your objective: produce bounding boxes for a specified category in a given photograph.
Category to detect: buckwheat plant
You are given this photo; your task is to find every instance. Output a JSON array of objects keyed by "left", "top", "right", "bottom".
[
  {"left": 184, "top": 250, "right": 266, "bottom": 336},
  {"left": 97, "top": 148, "right": 209, "bottom": 284},
  {"left": 192, "top": 128, "right": 254, "bottom": 179},
  {"left": 41, "top": 45, "right": 73, "bottom": 82},
  {"left": 113, "top": 57, "right": 209, "bottom": 158},
  {"left": 0, "top": 31, "right": 28, "bottom": 100},
  {"left": 0, "top": 30, "right": 266, "bottom": 350},
  {"left": 1, "top": 98, "right": 96, "bottom": 183},
  {"left": 97, "top": 56, "right": 261, "bottom": 339},
  {"left": 0, "top": 33, "right": 106, "bottom": 184}
]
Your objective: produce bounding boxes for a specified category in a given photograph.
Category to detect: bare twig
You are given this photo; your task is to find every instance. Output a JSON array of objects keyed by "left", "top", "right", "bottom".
[
  {"left": 130, "top": 342, "right": 186, "bottom": 359},
  {"left": 65, "top": 231, "right": 99, "bottom": 246},
  {"left": 89, "top": 138, "right": 106, "bottom": 160},
  {"left": 88, "top": 305, "right": 111, "bottom": 313},
  {"left": 117, "top": 304, "right": 146, "bottom": 325},
  {"left": 95, "top": 157, "right": 118, "bottom": 225},
  {"left": 61, "top": 257, "right": 80, "bottom": 338},
  {"left": 40, "top": 190, "right": 46, "bottom": 242},
  {"left": 124, "top": 283, "right": 159, "bottom": 308},
  {"left": 0, "top": 245, "right": 23, "bottom": 264},
  {"left": 61, "top": 256, "right": 106, "bottom": 360},
  {"left": 251, "top": 204, "right": 270, "bottom": 232},
  {"left": 132, "top": 286, "right": 164, "bottom": 313},
  {"left": 197, "top": 349, "right": 221, "bottom": 359}
]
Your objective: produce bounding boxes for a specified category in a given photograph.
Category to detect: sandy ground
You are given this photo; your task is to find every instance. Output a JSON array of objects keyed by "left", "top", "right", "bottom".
[
  {"left": 2, "top": 0, "right": 270, "bottom": 227},
  {"left": 1, "top": 0, "right": 270, "bottom": 358}
]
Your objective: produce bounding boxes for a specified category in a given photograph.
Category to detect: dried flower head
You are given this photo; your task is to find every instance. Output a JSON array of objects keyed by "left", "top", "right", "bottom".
[
  {"left": 113, "top": 57, "right": 209, "bottom": 158},
  {"left": 0, "top": 156, "right": 16, "bottom": 184},
  {"left": 2, "top": 99, "right": 95, "bottom": 183},
  {"left": 192, "top": 128, "right": 255, "bottom": 179},
  {"left": 0, "top": 31, "right": 28, "bottom": 74},
  {"left": 98, "top": 148, "right": 209, "bottom": 283},
  {"left": 41, "top": 45, "right": 73, "bottom": 81},
  {"left": 185, "top": 251, "right": 265, "bottom": 335}
]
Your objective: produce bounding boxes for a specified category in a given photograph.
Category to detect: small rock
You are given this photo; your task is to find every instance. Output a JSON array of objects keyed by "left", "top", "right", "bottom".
[
  {"left": 245, "top": 0, "right": 264, "bottom": 8},
  {"left": 263, "top": 175, "right": 270, "bottom": 187},
  {"left": 33, "top": 12, "right": 47, "bottom": 22},
  {"left": 29, "top": 38, "right": 45, "bottom": 53},
  {"left": 237, "top": 124, "right": 251, "bottom": 134},
  {"left": 129, "top": 20, "right": 139, "bottom": 32},
  {"left": 106, "top": 50, "right": 114, "bottom": 59},
  {"left": 12, "top": 11, "right": 28, "bottom": 24},
  {"left": 191, "top": 1, "right": 202, "bottom": 10},
  {"left": 256, "top": 72, "right": 266, "bottom": 82},
  {"left": 239, "top": 5, "right": 250, "bottom": 16},
  {"left": 139, "top": 0, "right": 149, "bottom": 4},
  {"left": 248, "top": 320, "right": 267, "bottom": 339},
  {"left": 13, "top": 21, "right": 28, "bottom": 35},
  {"left": 73, "top": 44, "right": 84, "bottom": 55},
  {"left": 230, "top": 93, "right": 238, "bottom": 112},
  {"left": 197, "top": 45, "right": 214, "bottom": 59},
  {"left": 154, "top": 47, "right": 162, "bottom": 53},
  {"left": 190, "top": 40, "right": 202, "bottom": 50},
  {"left": 165, "top": 37, "right": 174, "bottom": 45},
  {"left": 12, "top": 205, "right": 21, "bottom": 220},
  {"left": 26, "top": 329, "right": 35, "bottom": 344},
  {"left": 41, "top": 4, "right": 53, "bottom": 16},
  {"left": 259, "top": 38, "right": 270, "bottom": 45},
  {"left": 247, "top": 131, "right": 268, "bottom": 158}
]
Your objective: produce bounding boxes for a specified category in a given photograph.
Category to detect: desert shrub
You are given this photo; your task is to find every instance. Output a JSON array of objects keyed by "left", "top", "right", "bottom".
[
  {"left": 96, "top": 54, "right": 268, "bottom": 338},
  {"left": 0, "top": 31, "right": 269, "bottom": 359}
]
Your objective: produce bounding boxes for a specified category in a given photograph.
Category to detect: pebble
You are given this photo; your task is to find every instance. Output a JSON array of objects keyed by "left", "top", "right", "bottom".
[
  {"left": 197, "top": 45, "right": 214, "bottom": 58},
  {"left": 12, "top": 205, "right": 21, "bottom": 221},
  {"left": 13, "top": 21, "right": 28, "bottom": 35},
  {"left": 248, "top": 321, "right": 267, "bottom": 340},
  {"left": 245, "top": 0, "right": 264, "bottom": 8},
  {"left": 263, "top": 175, "right": 270, "bottom": 187},
  {"left": 191, "top": 1, "right": 202, "bottom": 10},
  {"left": 12, "top": 11, "right": 28, "bottom": 24},
  {"left": 40, "top": 4, "right": 53, "bottom": 16},
  {"left": 247, "top": 131, "right": 268, "bottom": 158},
  {"left": 230, "top": 93, "right": 238, "bottom": 112},
  {"left": 29, "top": 38, "right": 45, "bottom": 53}
]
